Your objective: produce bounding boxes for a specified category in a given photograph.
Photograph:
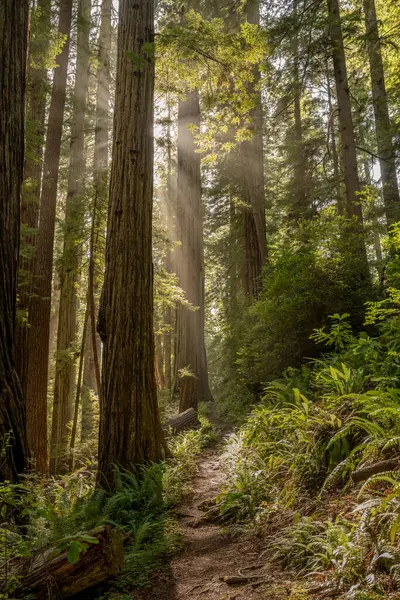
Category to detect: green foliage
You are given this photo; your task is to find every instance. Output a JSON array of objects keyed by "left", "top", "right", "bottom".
[
  {"left": 0, "top": 422, "right": 215, "bottom": 595},
  {"left": 215, "top": 260, "right": 400, "bottom": 595}
]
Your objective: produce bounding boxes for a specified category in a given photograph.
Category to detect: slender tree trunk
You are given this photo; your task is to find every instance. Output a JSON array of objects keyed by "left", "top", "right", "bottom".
[
  {"left": 327, "top": 0, "right": 370, "bottom": 290},
  {"left": 97, "top": 0, "right": 166, "bottom": 487},
  {"left": 327, "top": 0, "right": 362, "bottom": 220},
  {"left": 163, "top": 112, "right": 174, "bottom": 392},
  {"left": 241, "top": 0, "right": 267, "bottom": 296},
  {"left": 290, "top": 0, "right": 307, "bottom": 218},
  {"left": 363, "top": 0, "right": 400, "bottom": 228},
  {"left": 326, "top": 63, "right": 342, "bottom": 214},
  {"left": 69, "top": 301, "right": 89, "bottom": 470},
  {"left": 0, "top": 0, "right": 30, "bottom": 482},
  {"left": 25, "top": 0, "right": 73, "bottom": 475},
  {"left": 50, "top": 0, "right": 91, "bottom": 475},
  {"left": 81, "top": 306, "right": 97, "bottom": 442},
  {"left": 174, "top": 90, "right": 213, "bottom": 412},
  {"left": 163, "top": 307, "right": 172, "bottom": 391},
  {"left": 359, "top": 126, "right": 383, "bottom": 269},
  {"left": 88, "top": 0, "right": 113, "bottom": 409},
  {"left": 15, "top": 0, "right": 52, "bottom": 398}
]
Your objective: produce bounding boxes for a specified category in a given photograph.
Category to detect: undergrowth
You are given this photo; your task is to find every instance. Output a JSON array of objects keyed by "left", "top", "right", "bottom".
[
  {"left": 216, "top": 301, "right": 400, "bottom": 598},
  {"left": 0, "top": 416, "right": 217, "bottom": 597}
]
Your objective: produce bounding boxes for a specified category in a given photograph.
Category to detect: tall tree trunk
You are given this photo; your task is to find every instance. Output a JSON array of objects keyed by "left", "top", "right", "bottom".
[
  {"left": 0, "top": 0, "right": 30, "bottom": 482},
  {"left": 327, "top": 0, "right": 370, "bottom": 288},
  {"left": 15, "top": 0, "right": 52, "bottom": 398},
  {"left": 290, "top": 0, "right": 307, "bottom": 218},
  {"left": 97, "top": 0, "right": 166, "bottom": 487},
  {"left": 358, "top": 126, "right": 383, "bottom": 270},
  {"left": 363, "top": 0, "right": 400, "bottom": 228},
  {"left": 50, "top": 0, "right": 91, "bottom": 475},
  {"left": 163, "top": 111, "right": 174, "bottom": 393},
  {"left": 174, "top": 90, "right": 213, "bottom": 412},
  {"left": 241, "top": 0, "right": 267, "bottom": 297},
  {"left": 326, "top": 62, "right": 342, "bottom": 214},
  {"left": 88, "top": 0, "right": 113, "bottom": 409},
  {"left": 25, "top": 0, "right": 73, "bottom": 474},
  {"left": 81, "top": 306, "right": 97, "bottom": 443},
  {"left": 327, "top": 0, "right": 362, "bottom": 220}
]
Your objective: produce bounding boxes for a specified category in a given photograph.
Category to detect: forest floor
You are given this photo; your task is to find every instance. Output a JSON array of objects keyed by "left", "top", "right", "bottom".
[{"left": 134, "top": 432, "right": 312, "bottom": 600}]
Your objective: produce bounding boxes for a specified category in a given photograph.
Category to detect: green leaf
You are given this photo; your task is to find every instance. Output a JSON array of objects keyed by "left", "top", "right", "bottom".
[{"left": 67, "top": 541, "right": 83, "bottom": 564}]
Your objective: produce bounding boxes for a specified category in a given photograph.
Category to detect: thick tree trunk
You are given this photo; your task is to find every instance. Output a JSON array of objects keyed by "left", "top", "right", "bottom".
[
  {"left": 50, "top": 0, "right": 91, "bottom": 475},
  {"left": 0, "top": 0, "right": 30, "bottom": 482},
  {"left": 26, "top": 0, "right": 74, "bottom": 475},
  {"left": 174, "top": 90, "right": 213, "bottom": 412},
  {"left": 363, "top": 0, "right": 400, "bottom": 228},
  {"left": 97, "top": 0, "right": 166, "bottom": 487},
  {"left": 241, "top": 0, "right": 267, "bottom": 297},
  {"left": 15, "top": 0, "right": 52, "bottom": 399}
]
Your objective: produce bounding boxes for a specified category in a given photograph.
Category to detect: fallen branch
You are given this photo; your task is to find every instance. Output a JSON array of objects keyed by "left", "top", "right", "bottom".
[
  {"left": 351, "top": 459, "right": 400, "bottom": 483},
  {"left": 220, "top": 574, "right": 269, "bottom": 585}
]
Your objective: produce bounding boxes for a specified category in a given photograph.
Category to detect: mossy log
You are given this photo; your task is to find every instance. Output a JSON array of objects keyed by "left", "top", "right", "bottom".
[
  {"left": 163, "top": 408, "right": 200, "bottom": 435},
  {"left": 7, "top": 525, "right": 124, "bottom": 599}
]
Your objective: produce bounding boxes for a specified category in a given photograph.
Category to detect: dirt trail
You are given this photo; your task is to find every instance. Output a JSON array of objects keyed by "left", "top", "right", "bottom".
[{"left": 135, "top": 442, "right": 292, "bottom": 600}]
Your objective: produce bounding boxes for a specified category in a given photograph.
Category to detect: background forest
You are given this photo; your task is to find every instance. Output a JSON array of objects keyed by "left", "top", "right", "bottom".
[{"left": 2, "top": 0, "right": 400, "bottom": 598}]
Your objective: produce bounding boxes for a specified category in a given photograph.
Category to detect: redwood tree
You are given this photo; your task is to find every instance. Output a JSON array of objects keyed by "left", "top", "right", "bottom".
[
  {"left": 327, "top": 0, "right": 370, "bottom": 285},
  {"left": 0, "top": 0, "right": 30, "bottom": 482},
  {"left": 241, "top": 0, "right": 267, "bottom": 297},
  {"left": 50, "top": 0, "right": 91, "bottom": 475},
  {"left": 174, "top": 90, "right": 213, "bottom": 412},
  {"left": 363, "top": 0, "right": 400, "bottom": 228},
  {"left": 97, "top": 0, "right": 166, "bottom": 486},
  {"left": 15, "top": 0, "right": 52, "bottom": 398},
  {"left": 25, "top": 0, "right": 74, "bottom": 474}
]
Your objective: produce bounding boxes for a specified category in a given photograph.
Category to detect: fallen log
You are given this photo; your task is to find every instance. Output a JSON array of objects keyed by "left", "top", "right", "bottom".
[
  {"left": 352, "top": 459, "right": 400, "bottom": 483},
  {"left": 163, "top": 408, "right": 200, "bottom": 435},
  {"left": 6, "top": 525, "right": 124, "bottom": 599}
]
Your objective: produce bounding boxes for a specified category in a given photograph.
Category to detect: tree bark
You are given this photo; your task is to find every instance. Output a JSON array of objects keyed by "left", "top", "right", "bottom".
[
  {"left": 163, "top": 115, "right": 174, "bottom": 392},
  {"left": 69, "top": 301, "right": 89, "bottom": 470},
  {"left": 0, "top": 0, "right": 30, "bottom": 482},
  {"left": 363, "top": 0, "right": 400, "bottom": 228},
  {"left": 326, "top": 62, "right": 343, "bottom": 214},
  {"left": 97, "top": 0, "right": 166, "bottom": 487},
  {"left": 81, "top": 305, "right": 97, "bottom": 443},
  {"left": 88, "top": 0, "right": 113, "bottom": 410},
  {"left": 50, "top": 0, "right": 91, "bottom": 475},
  {"left": 290, "top": 0, "right": 307, "bottom": 218},
  {"left": 327, "top": 0, "right": 370, "bottom": 287},
  {"left": 174, "top": 90, "right": 213, "bottom": 412},
  {"left": 25, "top": 0, "right": 74, "bottom": 475},
  {"left": 327, "top": 0, "right": 362, "bottom": 221},
  {"left": 7, "top": 525, "right": 124, "bottom": 599},
  {"left": 241, "top": 0, "right": 267, "bottom": 296},
  {"left": 15, "top": 0, "right": 52, "bottom": 399}
]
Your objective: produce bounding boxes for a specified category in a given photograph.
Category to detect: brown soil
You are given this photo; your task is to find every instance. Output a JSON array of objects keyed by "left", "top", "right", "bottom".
[{"left": 133, "top": 443, "right": 301, "bottom": 600}]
